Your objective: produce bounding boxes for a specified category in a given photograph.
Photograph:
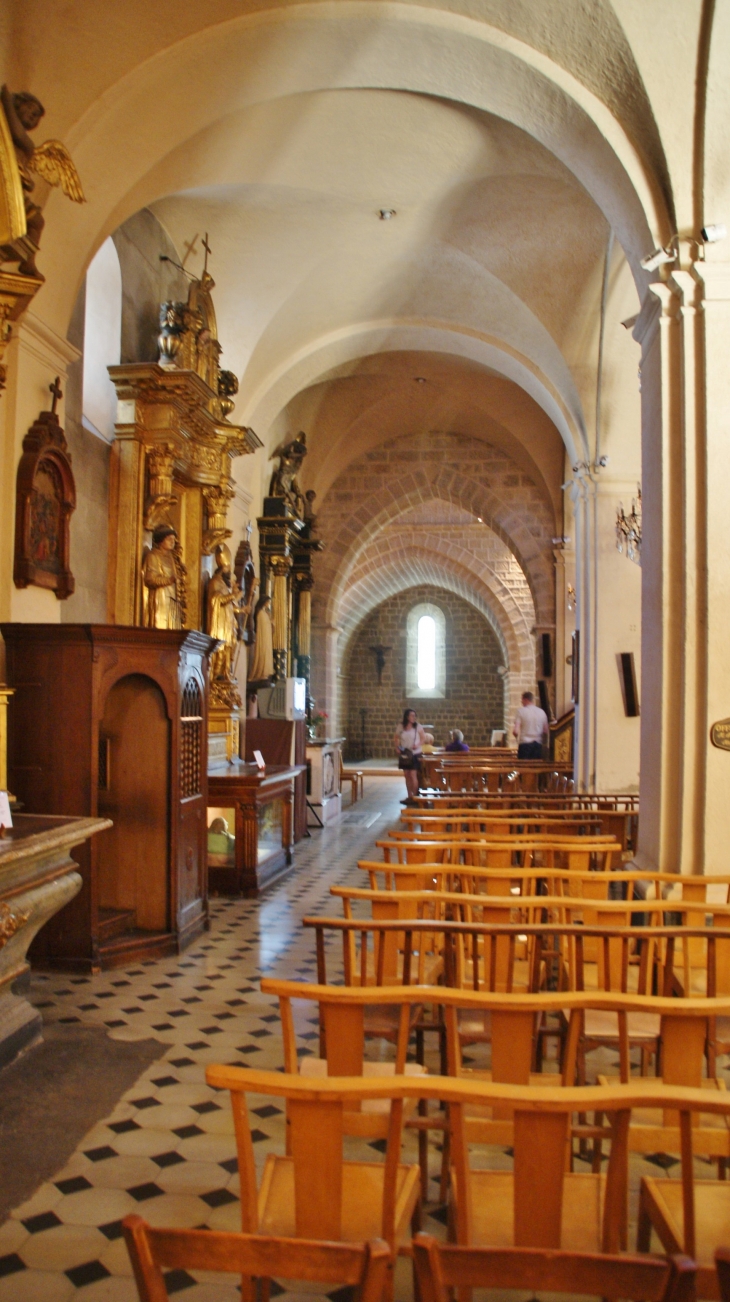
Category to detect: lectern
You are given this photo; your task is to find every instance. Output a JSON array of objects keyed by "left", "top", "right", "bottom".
[{"left": 1, "top": 624, "right": 216, "bottom": 970}]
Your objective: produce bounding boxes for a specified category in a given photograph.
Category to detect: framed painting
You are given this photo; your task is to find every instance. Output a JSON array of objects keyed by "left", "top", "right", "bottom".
[{"left": 14, "top": 397, "right": 75, "bottom": 598}]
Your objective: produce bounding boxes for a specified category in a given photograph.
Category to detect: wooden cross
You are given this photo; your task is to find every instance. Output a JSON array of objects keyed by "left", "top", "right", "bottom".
[
  {"left": 202, "top": 231, "right": 212, "bottom": 274},
  {"left": 49, "top": 376, "right": 63, "bottom": 414},
  {"left": 182, "top": 232, "right": 199, "bottom": 267},
  {"left": 369, "top": 644, "right": 392, "bottom": 685}
]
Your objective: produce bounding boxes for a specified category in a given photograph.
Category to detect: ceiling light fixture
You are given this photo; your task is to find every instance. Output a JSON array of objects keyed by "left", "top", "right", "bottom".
[
  {"left": 701, "top": 223, "right": 727, "bottom": 243},
  {"left": 379, "top": 208, "right": 396, "bottom": 220},
  {"left": 414, "top": 376, "right": 426, "bottom": 384}
]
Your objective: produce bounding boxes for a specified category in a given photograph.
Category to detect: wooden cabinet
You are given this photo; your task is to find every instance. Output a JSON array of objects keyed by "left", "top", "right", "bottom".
[
  {"left": 207, "top": 761, "right": 306, "bottom": 897},
  {"left": 1, "top": 624, "right": 216, "bottom": 971}
]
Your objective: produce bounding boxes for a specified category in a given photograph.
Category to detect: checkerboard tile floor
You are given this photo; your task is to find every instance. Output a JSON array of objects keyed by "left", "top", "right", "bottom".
[
  {"left": 0, "top": 780, "right": 422, "bottom": 1300},
  {"left": 1, "top": 777, "right": 727, "bottom": 1299}
]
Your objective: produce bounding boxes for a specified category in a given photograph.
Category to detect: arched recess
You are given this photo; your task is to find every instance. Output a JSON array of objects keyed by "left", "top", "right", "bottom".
[
  {"left": 38, "top": 2, "right": 667, "bottom": 355},
  {"left": 315, "top": 445, "right": 555, "bottom": 631},
  {"left": 329, "top": 547, "right": 535, "bottom": 726}
]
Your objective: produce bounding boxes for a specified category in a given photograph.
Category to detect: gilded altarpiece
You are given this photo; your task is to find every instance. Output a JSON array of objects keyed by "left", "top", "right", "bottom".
[{"left": 107, "top": 271, "right": 262, "bottom": 757}]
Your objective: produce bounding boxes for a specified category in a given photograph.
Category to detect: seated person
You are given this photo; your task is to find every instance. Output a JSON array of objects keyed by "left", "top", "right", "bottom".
[
  {"left": 207, "top": 815, "right": 236, "bottom": 864},
  {"left": 445, "top": 728, "right": 470, "bottom": 752}
]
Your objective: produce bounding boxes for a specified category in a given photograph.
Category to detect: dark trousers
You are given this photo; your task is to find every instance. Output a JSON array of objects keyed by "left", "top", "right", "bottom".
[{"left": 517, "top": 741, "right": 543, "bottom": 760}]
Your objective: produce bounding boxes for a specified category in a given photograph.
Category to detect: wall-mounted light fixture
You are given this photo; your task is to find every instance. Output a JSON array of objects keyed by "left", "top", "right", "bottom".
[
  {"left": 379, "top": 208, "right": 396, "bottom": 220},
  {"left": 566, "top": 584, "right": 576, "bottom": 613},
  {"left": 616, "top": 486, "right": 642, "bottom": 564}
]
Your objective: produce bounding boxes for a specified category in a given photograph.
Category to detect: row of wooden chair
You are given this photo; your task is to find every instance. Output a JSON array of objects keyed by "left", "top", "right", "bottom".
[
  {"left": 196, "top": 1064, "right": 730, "bottom": 1299},
  {"left": 124, "top": 1217, "right": 710, "bottom": 1302}
]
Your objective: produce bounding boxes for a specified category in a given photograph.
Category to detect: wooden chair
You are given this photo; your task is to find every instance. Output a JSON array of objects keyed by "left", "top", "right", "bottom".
[
  {"left": 264, "top": 977, "right": 430, "bottom": 1187},
  {"left": 412, "top": 1233, "right": 696, "bottom": 1302},
  {"left": 204, "top": 1065, "right": 422, "bottom": 1299},
  {"left": 716, "top": 1248, "right": 730, "bottom": 1302},
  {"left": 341, "top": 768, "right": 365, "bottom": 803},
  {"left": 123, "top": 1214, "right": 390, "bottom": 1302},
  {"left": 639, "top": 1117, "right": 730, "bottom": 1298}
]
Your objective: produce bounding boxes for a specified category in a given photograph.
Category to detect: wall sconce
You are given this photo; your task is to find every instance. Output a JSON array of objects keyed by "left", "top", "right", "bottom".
[
  {"left": 566, "top": 584, "right": 576, "bottom": 613},
  {"left": 616, "top": 486, "right": 642, "bottom": 564}
]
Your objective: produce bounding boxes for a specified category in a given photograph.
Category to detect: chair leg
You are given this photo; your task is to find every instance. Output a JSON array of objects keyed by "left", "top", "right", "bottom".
[
  {"left": 720, "top": 1157, "right": 728, "bottom": 1181},
  {"left": 637, "top": 1185, "right": 653, "bottom": 1252},
  {"left": 439, "top": 1119, "right": 451, "bottom": 1205},
  {"left": 418, "top": 1100, "right": 429, "bottom": 1199}
]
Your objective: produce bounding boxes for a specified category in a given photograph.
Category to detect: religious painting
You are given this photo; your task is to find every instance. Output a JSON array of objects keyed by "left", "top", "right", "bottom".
[
  {"left": 28, "top": 461, "right": 62, "bottom": 574},
  {"left": 14, "top": 384, "right": 76, "bottom": 598}
]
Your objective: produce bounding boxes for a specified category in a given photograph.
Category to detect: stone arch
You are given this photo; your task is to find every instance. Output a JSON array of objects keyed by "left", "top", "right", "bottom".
[
  {"left": 331, "top": 545, "right": 535, "bottom": 724},
  {"left": 314, "top": 435, "right": 555, "bottom": 629}
]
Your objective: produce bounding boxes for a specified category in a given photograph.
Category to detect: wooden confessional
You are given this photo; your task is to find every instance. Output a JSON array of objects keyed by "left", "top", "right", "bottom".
[{"left": 1, "top": 624, "right": 216, "bottom": 970}]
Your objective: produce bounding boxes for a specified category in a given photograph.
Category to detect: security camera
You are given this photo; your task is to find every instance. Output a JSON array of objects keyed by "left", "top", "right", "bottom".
[
  {"left": 701, "top": 223, "right": 727, "bottom": 244},
  {"left": 640, "top": 247, "right": 676, "bottom": 272},
  {"left": 621, "top": 314, "right": 638, "bottom": 330}
]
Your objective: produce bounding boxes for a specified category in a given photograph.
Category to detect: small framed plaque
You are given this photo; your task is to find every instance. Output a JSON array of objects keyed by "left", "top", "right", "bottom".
[{"left": 710, "top": 719, "right": 730, "bottom": 751}]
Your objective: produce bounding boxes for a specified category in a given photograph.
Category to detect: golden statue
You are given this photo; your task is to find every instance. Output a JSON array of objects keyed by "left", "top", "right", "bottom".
[
  {"left": 0, "top": 85, "right": 84, "bottom": 278},
  {"left": 142, "top": 524, "right": 184, "bottom": 629},
  {"left": 207, "top": 544, "right": 241, "bottom": 682},
  {"left": 248, "top": 593, "right": 275, "bottom": 686}
]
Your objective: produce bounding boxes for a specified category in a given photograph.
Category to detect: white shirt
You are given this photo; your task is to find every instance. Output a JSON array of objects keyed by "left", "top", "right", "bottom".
[
  {"left": 395, "top": 723, "right": 427, "bottom": 754},
  {"left": 513, "top": 703, "right": 548, "bottom": 744}
]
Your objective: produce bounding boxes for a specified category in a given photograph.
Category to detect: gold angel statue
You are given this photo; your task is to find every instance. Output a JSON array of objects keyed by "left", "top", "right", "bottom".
[{"left": 0, "top": 85, "right": 84, "bottom": 278}]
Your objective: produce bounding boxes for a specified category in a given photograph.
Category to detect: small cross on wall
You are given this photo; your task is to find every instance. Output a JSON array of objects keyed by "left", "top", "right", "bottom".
[{"left": 49, "top": 376, "right": 63, "bottom": 414}]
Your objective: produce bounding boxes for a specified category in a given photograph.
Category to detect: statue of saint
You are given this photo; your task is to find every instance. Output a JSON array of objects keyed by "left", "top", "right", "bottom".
[
  {"left": 268, "top": 432, "right": 307, "bottom": 518},
  {"left": 207, "top": 544, "right": 239, "bottom": 682},
  {"left": 247, "top": 594, "right": 275, "bottom": 686},
  {"left": 142, "top": 524, "right": 183, "bottom": 629},
  {"left": 234, "top": 529, "right": 257, "bottom": 644}
]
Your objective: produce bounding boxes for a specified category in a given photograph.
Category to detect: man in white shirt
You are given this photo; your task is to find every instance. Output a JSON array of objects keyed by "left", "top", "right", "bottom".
[{"left": 512, "top": 691, "right": 549, "bottom": 759}]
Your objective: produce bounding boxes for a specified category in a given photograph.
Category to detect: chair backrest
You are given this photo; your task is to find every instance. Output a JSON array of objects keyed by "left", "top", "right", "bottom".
[
  {"left": 412, "top": 1235, "right": 696, "bottom": 1302},
  {"left": 206, "top": 1067, "right": 413, "bottom": 1246},
  {"left": 122, "top": 1215, "right": 390, "bottom": 1302}
]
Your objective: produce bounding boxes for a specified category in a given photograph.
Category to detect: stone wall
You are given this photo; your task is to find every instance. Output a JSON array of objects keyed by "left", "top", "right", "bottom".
[{"left": 342, "top": 585, "right": 504, "bottom": 760}]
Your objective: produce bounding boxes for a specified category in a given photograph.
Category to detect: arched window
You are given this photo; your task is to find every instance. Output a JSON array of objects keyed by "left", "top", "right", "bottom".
[
  {"left": 417, "top": 615, "right": 436, "bottom": 689},
  {"left": 406, "top": 603, "right": 446, "bottom": 698},
  {"left": 82, "top": 236, "right": 122, "bottom": 443}
]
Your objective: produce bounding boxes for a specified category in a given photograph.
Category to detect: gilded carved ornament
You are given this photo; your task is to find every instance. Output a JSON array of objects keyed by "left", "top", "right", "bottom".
[{"left": 0, "top": 901, "right": 30, "bottom": 948}]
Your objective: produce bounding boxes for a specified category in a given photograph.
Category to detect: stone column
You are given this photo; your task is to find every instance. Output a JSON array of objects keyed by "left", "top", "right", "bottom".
[
  {"left": 270, "top": 556, "right": 291, "bottom": 681},
  {"left": 630, "top": 263, "right": 730, "bottom": 872}
]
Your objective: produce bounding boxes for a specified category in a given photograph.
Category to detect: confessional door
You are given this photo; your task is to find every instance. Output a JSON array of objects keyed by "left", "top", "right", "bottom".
[{"left": 97, "top": 674, "right": 170, "bottom": 936}]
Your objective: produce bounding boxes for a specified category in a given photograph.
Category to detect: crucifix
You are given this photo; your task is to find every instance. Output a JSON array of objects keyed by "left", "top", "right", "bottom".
[
  {"left": 202, "top": 231, "right": 212, "bottom": 275},
  {"left": 49, "top": 375, "right": 63, "bottom": 414},
  {"left": 369, "top": 643, "right": 392, "bottom": 685},
  {"left": 182, "top": 232, "right": 199, "bottom": 268}
]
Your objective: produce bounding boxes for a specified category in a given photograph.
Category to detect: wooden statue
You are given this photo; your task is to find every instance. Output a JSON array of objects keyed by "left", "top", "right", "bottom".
[
  {"left": 268, "top": 432, "right": 307, "bottom": 518},
  {"left": 142, "top": 524, "right": 184, "bottom": 629},
  {"left": 0, "top": 84, "right": 84, "bottom": 278},
  {"left": 234, "top": 528, "right": 257, "bottom": 644},
  {"left": 248, "top": 594, "right": 274, "bottom": 686}
]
